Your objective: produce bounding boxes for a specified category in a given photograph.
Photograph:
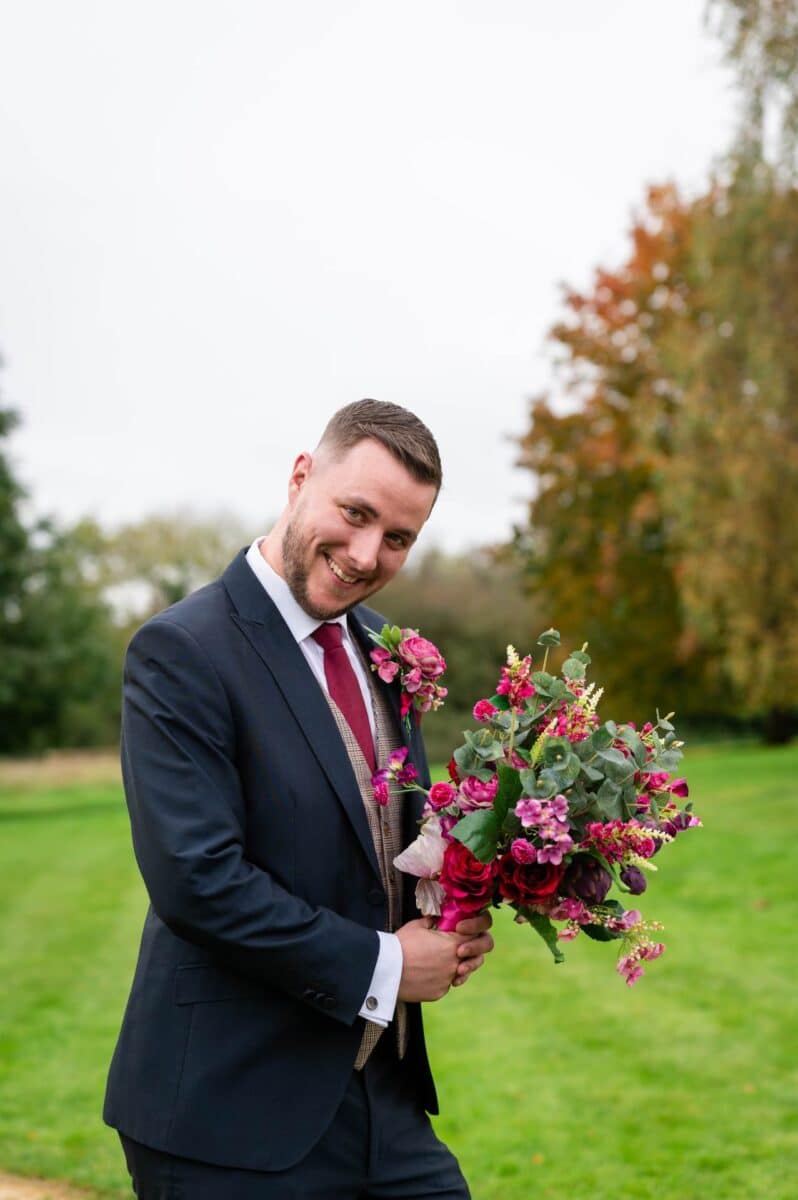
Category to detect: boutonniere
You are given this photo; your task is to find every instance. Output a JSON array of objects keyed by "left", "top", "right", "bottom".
[{"left": 368, "top": 624, "right": 448, "bottom": 727}]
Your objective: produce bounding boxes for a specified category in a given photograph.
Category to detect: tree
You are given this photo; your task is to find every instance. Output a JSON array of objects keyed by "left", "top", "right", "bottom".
[
  {"left": 515, "top": 185, "right": 717, "bottom": 726},
  {"left": 0, "top": 361, "right": 121, "bottom": 754},
  {"left": 515, "top": 170, "right": 798, "bottom": 741},
  {"left": 708, "top": 0, "right": 798, "bottom": 169},
  {"left": 76, "top": 510, "right": 253, "bottom": 625}
]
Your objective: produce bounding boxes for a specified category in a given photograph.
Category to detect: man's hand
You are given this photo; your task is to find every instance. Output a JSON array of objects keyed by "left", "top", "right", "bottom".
[
  {"left": 396, "top": 911, "right": 495, "bottom": 1002},
  {"left": 396, "top": 917, "right": 467, "bottom": 1002},
  {"left": 450, "top": 911, "right": 494, "bottom": 987}
]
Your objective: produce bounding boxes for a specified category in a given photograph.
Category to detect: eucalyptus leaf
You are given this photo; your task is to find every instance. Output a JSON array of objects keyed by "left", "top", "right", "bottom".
[
  {"left": 531, "top": 671, "right": 555, "bottom": 696},
  {"left": 562, "top": 657, "right": 587, "bottom": 681},
  {"left": 541, "top": 736, "right": 572, "bottom": 766},
  {"left": 536, "top": 628, "right": 561, "bottom": 647},
  {"left": 589, "top": 726, "right": 615, "bottom": 752}
]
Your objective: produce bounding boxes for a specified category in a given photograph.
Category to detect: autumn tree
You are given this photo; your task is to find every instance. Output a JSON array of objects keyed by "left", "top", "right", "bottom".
[
  {"left": 516, "top": 168, "right": 798, "bottom": 742},
  {"left": 515, "top": 185, "right": 716, "bottom": 726}
]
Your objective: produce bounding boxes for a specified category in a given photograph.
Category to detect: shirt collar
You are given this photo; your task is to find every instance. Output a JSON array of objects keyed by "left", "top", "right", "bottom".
[{"left": 245, "top": 537, "right": 348, "bottom": 645}]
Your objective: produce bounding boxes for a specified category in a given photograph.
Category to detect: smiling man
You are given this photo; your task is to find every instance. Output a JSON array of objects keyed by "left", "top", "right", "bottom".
[{"left": 104, "top": 400, "right": 493, "bottom": 1199}]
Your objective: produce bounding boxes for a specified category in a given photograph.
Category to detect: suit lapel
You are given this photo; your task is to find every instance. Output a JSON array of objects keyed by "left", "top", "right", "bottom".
[{"left": 223, "top": 552, "right": 382, "bottom": 882}]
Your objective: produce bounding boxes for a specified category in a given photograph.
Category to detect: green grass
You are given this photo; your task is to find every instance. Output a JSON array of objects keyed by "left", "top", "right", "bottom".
[{"left": 1, "top": 744, "right": 796, "bottom": 1198}]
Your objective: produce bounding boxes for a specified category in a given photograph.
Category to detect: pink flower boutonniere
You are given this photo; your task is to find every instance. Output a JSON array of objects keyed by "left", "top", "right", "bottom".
[{"left": 368, "top": 624, "right": 448, "bottom": 726}]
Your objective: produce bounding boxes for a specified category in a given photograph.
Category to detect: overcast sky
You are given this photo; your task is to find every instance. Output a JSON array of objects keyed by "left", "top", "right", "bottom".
[{"left": 0, "top": 0, "right": 736, "bottom": 553}]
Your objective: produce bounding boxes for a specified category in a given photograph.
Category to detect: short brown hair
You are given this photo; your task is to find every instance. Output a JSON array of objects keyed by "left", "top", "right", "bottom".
[{"left": 317, "top": 399, "right": 442, "bottom": 493}]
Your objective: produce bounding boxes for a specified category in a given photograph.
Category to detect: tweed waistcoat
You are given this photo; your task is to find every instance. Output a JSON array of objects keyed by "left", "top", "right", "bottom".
[{"left": 322, "top": 639, "right": 408, "bottom": 1067}]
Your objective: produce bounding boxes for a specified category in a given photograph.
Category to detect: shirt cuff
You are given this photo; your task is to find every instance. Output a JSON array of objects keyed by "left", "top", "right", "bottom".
[{"left": 359, "top": 931, "right": 403, "bottom": 1027}]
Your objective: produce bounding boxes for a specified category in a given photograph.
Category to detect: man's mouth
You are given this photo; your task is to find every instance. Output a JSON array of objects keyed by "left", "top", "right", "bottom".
[{"left": 323, "top": 552, "right": 359, "bottom": 585}]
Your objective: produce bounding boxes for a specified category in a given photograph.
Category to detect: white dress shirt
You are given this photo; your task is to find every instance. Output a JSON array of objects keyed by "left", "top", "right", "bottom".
[{"left": 245, "top": 538, "right": 402, "bottom": 1027}]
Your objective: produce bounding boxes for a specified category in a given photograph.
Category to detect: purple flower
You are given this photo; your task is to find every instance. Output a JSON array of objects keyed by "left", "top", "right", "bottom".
[
  {"left": 620, "top": 865, "right": 647, "bottom": 894},
  {"left": 562, "top": 854, "right": 612, "bottom": 905},
  {"left": 515, "top": 798, "right": 544, "bottom": 828}
]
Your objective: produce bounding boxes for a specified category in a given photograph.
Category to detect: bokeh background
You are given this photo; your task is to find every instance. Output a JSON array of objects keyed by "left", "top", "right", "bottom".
[{"left": 1, "top": 2, "right": 796, "bottom": 1197}]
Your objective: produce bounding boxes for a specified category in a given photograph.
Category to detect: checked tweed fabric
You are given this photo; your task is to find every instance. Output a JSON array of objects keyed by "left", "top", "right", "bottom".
[{"left": 322, "top": 636, "right": 408, "bottom": 1069}]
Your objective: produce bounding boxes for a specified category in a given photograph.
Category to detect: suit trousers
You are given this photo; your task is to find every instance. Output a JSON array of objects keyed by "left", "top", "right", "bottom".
[{"left": 119, "top": 1036, "right": 470, "bottom": 1200}]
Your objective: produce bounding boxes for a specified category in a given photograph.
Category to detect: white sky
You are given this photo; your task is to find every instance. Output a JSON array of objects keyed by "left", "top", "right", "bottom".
[{"left": 0, "top": 0, "right": 736, "bottom": 553}]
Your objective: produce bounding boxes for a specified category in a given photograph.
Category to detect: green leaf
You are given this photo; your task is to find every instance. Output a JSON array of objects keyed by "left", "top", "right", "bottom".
[
  {"left": 549, "top": 678, "right": 574, "bottom": 701},
  {"left": 562, "top": 656, "right": 587, "bottom": 681},
  {"left": 450, "top": 810, "right": 501, "bottom": 863},
  {"left": 560, "top": 753, "right": 583, "bottom": 784},
  {"left": 597, "top": 748, "right": 634, "bottom": 783},
  {"left": 537, "top": 768, "right": 564, "bottom": 798},
  {"left": 542, "top": 736, "right": 572, "bottom": 767},
  {"left": 523, "top": 909, "right": 565, "bottom": 963},
  {"left": 453, "top": 743, "right": 494, "bottom": 783},
  {"left": 580, "top": 763, "right": 605, "bottom": 783},
  {"left": 616, "top": 726, "right": 647, "bottom": 767},
  {"left": 589, "top": 725, "right": 615, "bottom": 752},
  {"left": 518, "top": 768, "right": 540, "bottom": 796},
  {"left": 568, "top": 649, "right": 591, "bottom": 666},
  {"left": 490, "top": 693, "right": 511, "bottom": 711},
  {"left": 596, "top": 778, "right": 624, "bottom": 820},
  {"left": 531, "top": 671, "right": 555, "bottom": 696},
  {"left": 536, "top": 628, "right": 561, "bottom": 648},
  {"left": 494, "top": 763, "right": 523, "bottom": 822}
]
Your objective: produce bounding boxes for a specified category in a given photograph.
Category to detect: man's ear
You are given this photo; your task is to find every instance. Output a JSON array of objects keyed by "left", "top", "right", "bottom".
[{"left": 288, "top": 451, "right": 313, "bottom": 502}]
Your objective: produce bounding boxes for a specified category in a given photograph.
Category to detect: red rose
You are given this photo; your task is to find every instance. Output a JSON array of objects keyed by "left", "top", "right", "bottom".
[
  {"left": 496, "top": 853, "right": 565, "bottom": 906},
  {"left": 447, "top": 757, "right": 461, "bottom": 785},
  {"left": 439, "top": 841, "right": 496, "bottom": 920}
]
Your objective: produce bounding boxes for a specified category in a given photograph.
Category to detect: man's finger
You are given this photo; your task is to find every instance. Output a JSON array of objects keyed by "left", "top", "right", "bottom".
[{"left": 457, "top": 933, "right": 494, "bottom": 958}]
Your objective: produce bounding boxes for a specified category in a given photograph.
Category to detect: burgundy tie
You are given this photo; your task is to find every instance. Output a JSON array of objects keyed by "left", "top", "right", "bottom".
[{"left": 312, "top": 623, "right": 376, "bottom": 771}]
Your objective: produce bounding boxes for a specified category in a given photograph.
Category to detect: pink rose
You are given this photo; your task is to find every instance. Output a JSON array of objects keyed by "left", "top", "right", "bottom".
[
  {"left": 428, "top": 781, "right": 457, "bottom": 810},
  {"left": 510, "top": 838, "right": 538, "bottom": 864},
  {"left": 402, "top": 666, "right": 423, "bottom": 693},
  {"left": 473, "top": 699, "right": 498, "bottom": 723},
  {"left": 397, "top": 635, "right": 446, "bottom": 679},
  {"left": 459, "top": 774, "right": 498, "bottom": 810}
]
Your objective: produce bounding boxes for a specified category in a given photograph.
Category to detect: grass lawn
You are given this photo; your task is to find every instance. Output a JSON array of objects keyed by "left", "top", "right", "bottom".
[{"left": 0, "top": 744, "right": 796, "bottom": 1198}]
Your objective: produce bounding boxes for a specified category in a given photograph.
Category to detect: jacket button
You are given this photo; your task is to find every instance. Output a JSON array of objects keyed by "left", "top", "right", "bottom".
[
  {"left": 365, "top": 995, "right": 378, "bottom": 1011},
  {"left": 322, "top": 995, "right": 337, "bottom": 1010},
  {"left": 368, "top": 888, "right": 386, "bottom": 906}
]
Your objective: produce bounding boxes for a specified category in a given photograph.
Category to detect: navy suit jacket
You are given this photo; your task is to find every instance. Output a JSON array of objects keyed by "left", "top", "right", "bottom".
[{"left": 103, "top": 549, "right": 436, "bottom": 1171}]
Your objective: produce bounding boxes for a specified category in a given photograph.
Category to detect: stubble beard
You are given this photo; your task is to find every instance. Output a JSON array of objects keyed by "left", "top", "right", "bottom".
[{"left": 281, "top": 514, "right": 376, "bottom": 621}]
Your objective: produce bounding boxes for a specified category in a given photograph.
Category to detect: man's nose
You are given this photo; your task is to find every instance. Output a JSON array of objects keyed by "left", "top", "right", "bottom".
[{"left": 347, "top": 527, "right": 382, "bottom": 575}]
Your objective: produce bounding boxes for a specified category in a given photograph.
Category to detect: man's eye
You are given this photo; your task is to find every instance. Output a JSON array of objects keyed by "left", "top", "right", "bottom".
[
  {"left": 386, "top": 532, "right": 407, "bottom": 549},
  {"left": 343, "top": 506, "right": 363, "bottom": 520}
]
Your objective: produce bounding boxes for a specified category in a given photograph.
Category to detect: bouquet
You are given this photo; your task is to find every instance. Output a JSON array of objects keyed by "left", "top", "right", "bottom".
[{"left": 372, "top": 627, "right": 699, "bottom": 985}]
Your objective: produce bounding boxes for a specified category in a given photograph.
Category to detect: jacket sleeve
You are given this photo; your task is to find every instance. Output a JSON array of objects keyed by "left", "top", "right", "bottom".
[{"left": 120, "top": 614, "right": 379, "bottom": 1026}]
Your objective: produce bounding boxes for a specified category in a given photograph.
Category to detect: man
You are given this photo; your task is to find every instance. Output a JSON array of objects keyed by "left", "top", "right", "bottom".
[{"left": 104, "top": 399, "right": 494, "bottom": 1198}]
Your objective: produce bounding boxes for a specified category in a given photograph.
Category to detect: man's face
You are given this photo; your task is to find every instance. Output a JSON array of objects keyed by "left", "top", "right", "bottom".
[{"left": 280, "top": 438, "right": 437, "bottom": 620}]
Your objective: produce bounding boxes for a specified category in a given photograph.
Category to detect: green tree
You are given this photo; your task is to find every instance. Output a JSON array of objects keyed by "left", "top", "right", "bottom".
[{"left": 0, "top": 365, "right": 120, "bottom": 754}]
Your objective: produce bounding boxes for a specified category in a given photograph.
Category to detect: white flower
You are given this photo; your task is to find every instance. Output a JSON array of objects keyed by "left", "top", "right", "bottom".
[{"left": 393, "top": 817, "right": 446, "bottom": 880}]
